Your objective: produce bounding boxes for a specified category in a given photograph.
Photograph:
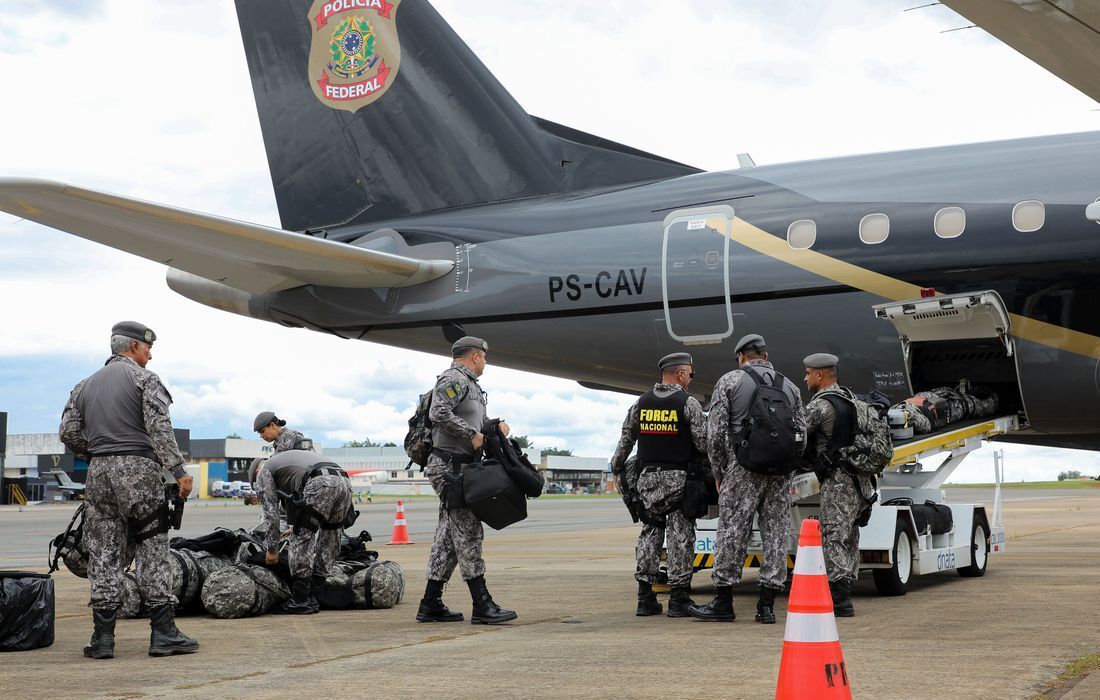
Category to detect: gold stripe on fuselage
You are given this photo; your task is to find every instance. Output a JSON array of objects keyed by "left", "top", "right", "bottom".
[{"left": 727, "top": 217, "right": 1100, "bottom": 360}]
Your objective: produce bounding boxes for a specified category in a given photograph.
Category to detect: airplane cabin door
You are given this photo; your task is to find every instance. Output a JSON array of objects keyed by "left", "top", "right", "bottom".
[{"left": 661, "top": 206, "right": 734, "bottom": 345}]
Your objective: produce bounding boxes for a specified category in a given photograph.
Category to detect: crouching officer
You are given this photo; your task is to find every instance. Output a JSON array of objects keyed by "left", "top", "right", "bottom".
[
  {"left": 689, "top": 334, "right": 806, "bottom": 624},
  {"left": 254, "top": 411, "right": 313, "bottom": 454},
  {"left": 255, "top": 449, "right": 355, "bottom": 614},
  {"left": 610, "top": 353, "right": 710, "bottom": 618},
  {"left": 59, "top": 321, "right": 198, "bottom": 658},
  {"left": 417, "top": 336, "right": 516, "bottom": 625},
  {"left": 804, "top": 353, "right": 867, "bottom": 617}
]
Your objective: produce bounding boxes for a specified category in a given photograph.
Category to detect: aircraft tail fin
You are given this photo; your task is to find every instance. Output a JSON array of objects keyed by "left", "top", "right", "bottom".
[{"left": 233, "top": 0, "right": 700, "bottom": 232}]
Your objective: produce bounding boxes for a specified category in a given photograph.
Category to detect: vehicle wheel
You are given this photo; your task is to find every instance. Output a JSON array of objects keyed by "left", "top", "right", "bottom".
[
  {"left": 873, "top": 519, "right": 913, "bottom": 596},
  {"left": 957, "top": 520, "right": 989, "bottom": 578}
]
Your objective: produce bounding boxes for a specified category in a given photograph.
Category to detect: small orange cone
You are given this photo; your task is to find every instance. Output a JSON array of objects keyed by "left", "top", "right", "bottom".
[
  {"left": 775, "top": 519, "right": 852, "bottom": 699},
  {"left": 387, "top": 500, "right": 414, "bottom": 545}
]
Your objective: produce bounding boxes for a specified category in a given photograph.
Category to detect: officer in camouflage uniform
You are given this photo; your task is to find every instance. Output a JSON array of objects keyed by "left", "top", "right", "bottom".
[
  {"left": 254, "top": 411, "right": 312, "bottom": 453},
  {"left": 611, "top": 353, "right": 710, "bottom": 618},
  {"left": 689, "top": 334, "right": 806, "bottom": 624},
  {"left": 804, "top": 353, "right": 874, "bottom": 617},
  {"left": 257, "top": 449, "right": 353, "bottom": 614},
  {"left": 59, "top": 321, "right": 198, "bottom": 659},
  {"left": 416, "top": 336, "right": 517, "bottom": 625}
]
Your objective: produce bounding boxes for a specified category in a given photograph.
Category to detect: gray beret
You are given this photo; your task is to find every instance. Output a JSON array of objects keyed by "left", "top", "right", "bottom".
[
  {"left": 112, "top": 321, "right": 156, "bottom": 344},
  {"left": 452, "top": 336, "right": 488, "bottom": 355},
  {"left": 804, "top": 353, "right": 839, "bottom": 369},
  {"left": 734, "top": 333, "right": 766, "bottom": 355},
  {"left": 658, "top": 352, "right": 693, "bottom": 370},
  {"left": 253, "top": 411, "right": 286, "bottom": 432}
]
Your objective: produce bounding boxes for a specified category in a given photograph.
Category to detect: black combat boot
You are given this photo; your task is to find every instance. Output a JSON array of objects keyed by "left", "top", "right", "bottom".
[
  {"left": 84, "top": 608, "right": 117, "bottom": 659},
  {"left": 755, "top": 586, "right": 779, "bottom": 624},
  {"left": 830, "top": 578, "right": 855, "bottom": 617},
  {"left": 687, "top": 585, "right": 735, "bottom": 622},
  {"left": 466, "top": 575, "right": 517, "bottom": 625},
  {"left": 279, "top": 578, "right": 320, "bottom": 615},
  {"left": 666, "top": 586, "right": 696, "bottom": 618},
  {"left": 417, "top": 579, "right": 464, "bottom": 622},
  {"left": 635, "top": 581, "right": 662, "bottom": 616},
  {"left": 147, "top": 605, "right": 199, "bottom": 657}
]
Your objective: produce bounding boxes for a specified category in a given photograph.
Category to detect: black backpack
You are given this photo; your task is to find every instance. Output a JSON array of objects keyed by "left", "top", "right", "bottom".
[
  {"left": 733, "top": 367, "right": 801, "bottom": 476},
  {"left": 403, "top": 379, "right": 468, "bottom": 468}
]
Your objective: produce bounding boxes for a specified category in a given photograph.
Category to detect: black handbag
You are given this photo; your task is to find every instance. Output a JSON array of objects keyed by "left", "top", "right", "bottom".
[{"left": 462, "top": 459, "right": 528, "bottom": 530}]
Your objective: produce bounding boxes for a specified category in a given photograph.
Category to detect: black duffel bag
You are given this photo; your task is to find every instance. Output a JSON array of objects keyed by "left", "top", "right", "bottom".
[
  {"left": 463, "top": 459, "right": 528, "bottom": 530},
  {"left": 910, "top": 500, "right": 954, "bottom": 535},
  {"left": 0, "top": 571, "right": 55, "bottom": 651},
  {"left": 484, "top": 422, "right": 544, "bottom": 498}
]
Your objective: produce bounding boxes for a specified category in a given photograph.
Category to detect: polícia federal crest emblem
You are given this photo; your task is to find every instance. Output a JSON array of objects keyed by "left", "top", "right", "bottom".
[{"left": 308, "top": 0, "right": 401, "bottom": 112}]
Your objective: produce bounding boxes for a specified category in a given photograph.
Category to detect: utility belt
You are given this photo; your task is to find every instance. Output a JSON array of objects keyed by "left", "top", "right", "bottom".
[
  {"left": 128, "top": 483, "right": 185, "bottom": 544},
  {"left": 640, "top": 463, "right": 686, "bottom": 473},
  {"left": 279, "top": 464, "right": 357, "bottom": 535},
  {"left": 92, "top": 449, "right": 160, "bottom": 464},
  {"left": 432, "top": 447, "right": 480, "bottom": 470}
]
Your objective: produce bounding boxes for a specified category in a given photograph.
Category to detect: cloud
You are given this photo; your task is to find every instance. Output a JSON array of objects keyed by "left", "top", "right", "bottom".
[{"left": 1, "top": 0, "right": 1097, "bottom": 471}]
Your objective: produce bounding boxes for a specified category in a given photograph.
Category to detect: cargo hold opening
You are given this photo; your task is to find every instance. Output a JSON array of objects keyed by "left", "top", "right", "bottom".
[{"left": 875, "top": 290, "right": 1027, "bottom": 426}]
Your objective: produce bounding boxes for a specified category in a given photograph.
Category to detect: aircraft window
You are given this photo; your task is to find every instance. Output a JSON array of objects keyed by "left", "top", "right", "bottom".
[
  {"left": 786, "top": 219, "right": 816, "bottom": 249},
  {"left": 859, "top": 213, "right": 889, "bottom": 245},
  {"left": 1087, "top": 197, "right": 1100, "bottom": 224},
  {"left": 934, "top": 207, "right": 966, "bottom": 238},
  {"left": 1012, "top": 200, "right": 1045, "bottom": 232}
]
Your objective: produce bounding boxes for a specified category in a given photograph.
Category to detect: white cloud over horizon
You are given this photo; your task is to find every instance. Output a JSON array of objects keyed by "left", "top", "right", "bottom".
[{"left": 1, "top": 0, "right": 1098, "bottom": 480}]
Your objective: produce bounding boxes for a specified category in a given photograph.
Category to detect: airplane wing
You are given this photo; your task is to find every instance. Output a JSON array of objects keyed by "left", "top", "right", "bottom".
[
  {"left": 941, "top": 0, "right": 1100, "bottom": 103},
  {"left": 0, "top": 178, "right": 454, "bottom": 294}
]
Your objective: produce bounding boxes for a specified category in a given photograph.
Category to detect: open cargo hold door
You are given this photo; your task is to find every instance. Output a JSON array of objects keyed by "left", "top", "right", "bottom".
[{"left": 873, "top": 290, "right": 1026, "bottom": 419}]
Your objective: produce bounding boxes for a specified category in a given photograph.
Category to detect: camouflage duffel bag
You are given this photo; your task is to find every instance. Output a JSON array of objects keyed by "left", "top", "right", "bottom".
[
  {"left": 201, "top": 564, "right": 289, "bottom": 619},
  {"left": 316, "top": 560, "right": 405, "bottom": 610},
  {"left": 118, "top": 571, "right": 144, "bottom": 619}
]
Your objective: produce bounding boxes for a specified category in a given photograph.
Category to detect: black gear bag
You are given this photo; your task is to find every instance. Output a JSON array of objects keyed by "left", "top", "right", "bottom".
[
  {"left": 462, "top": 459, "right": 528, "bottom": 530},
  {"left": 733, "top": 367, "right": 801, "bottom": 476},
  {"left": 0, "top": 572, "right": 55, "bottom": 651}
]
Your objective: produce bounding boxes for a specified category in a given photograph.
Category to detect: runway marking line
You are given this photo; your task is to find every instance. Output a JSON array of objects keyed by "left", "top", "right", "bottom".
[
  {"left": 175, "top": 671, "right": 268, "bottom": 691},
  {"left": 285, "top": 616, "right": 568, "bottom": 670}
]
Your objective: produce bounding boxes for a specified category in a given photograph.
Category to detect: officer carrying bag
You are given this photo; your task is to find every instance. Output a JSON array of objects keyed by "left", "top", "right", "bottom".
[{"left": 734, "top": 367, "right": 801, "bottom": 476}]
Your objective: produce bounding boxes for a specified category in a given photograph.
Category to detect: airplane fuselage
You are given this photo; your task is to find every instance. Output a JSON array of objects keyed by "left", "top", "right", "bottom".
[{"left": 228, "top": 131, "right": 1100, "bottom": 447}]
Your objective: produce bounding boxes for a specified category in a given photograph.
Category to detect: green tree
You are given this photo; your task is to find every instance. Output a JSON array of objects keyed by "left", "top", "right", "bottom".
[
  {"left": 343, "top": 437, "right": 381, "bottom": 448},
  {"left": 226, "top": 433, "right": 242, "bottom": 439},
  {"left": 542, "top": 447, "right": 573, "bottom": 456},
  {"left": 510, "top": 435, "right": 533, "bottom": 448}
]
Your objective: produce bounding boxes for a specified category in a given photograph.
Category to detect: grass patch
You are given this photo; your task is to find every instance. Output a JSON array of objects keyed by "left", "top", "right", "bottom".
[
  {"left": 1033, "top": 652, "right": 1100, "bottom": 698},
  {"left": 539, "top": 493, "right": 619, "bottom": 499},
  {"left": 946, "top": 480, "right": 1100, "bottom": 489}
]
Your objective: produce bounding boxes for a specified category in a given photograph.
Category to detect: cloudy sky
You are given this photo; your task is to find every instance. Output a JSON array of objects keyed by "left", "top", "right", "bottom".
[{"left": 1, "top": 0, "right": 1097, "bottom": 481}]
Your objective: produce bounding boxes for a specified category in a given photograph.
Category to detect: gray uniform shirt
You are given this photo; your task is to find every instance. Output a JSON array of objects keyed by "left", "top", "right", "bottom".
[
  {"left": 60, "top": 354, "right": 186, "bottom": 477},
  {"left": 429, "top": 362, "right": 489, "bottom": 457}
]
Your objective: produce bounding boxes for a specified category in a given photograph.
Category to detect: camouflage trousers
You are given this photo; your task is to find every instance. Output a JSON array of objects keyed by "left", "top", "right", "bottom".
[
  {"left": 288, "top": 474, "right": 351, "bottom": 580},
  {"left": 633, "top": 513, "right": 695, "bottom": 587},
  {"left": 84, "top": 456, "right": 175, "bottom": 610},
  {"left": 634, "top": 524, "right": 664, "bottom": 584},
  {"left": 425, "top": 455, "right": 485, "bottom": 583},
  {"left": 820, "top": 471, "right": 863, "bottom": 583},
  {"left": 712, "top": 463, "right": 792, "bottom": 590}
]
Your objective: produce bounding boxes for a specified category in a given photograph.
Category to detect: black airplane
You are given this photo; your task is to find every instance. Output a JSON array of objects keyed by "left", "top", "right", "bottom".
[{"left": 0, "top": 0, "right": 1098, "bottom": 449}]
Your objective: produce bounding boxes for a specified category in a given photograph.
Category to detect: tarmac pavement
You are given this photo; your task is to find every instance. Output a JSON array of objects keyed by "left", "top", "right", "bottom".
[{"left": 1, "top": 489, "right": 1098, "bottom": 698}]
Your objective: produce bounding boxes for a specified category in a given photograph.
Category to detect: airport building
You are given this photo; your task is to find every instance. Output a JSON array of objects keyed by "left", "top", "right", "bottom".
[
  {"left": 0, "top": 426, "right": 191, "bottom": 504},
  {"left": 1, "top": 417, "right": 602, "bottom": 501},
  {"left": 542, "top": 455, "right": 611, "bottom": 492}
]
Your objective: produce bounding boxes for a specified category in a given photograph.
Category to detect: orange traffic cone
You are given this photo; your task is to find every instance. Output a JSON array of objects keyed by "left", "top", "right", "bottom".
[
  {"left": 775, "top": 518, "right": 852, "bottom": 699},
  {"left": 387, "top": 500, "right": 414, "bottom": 545}
]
